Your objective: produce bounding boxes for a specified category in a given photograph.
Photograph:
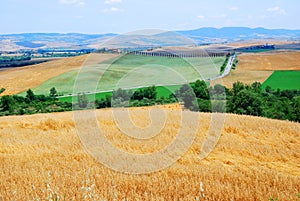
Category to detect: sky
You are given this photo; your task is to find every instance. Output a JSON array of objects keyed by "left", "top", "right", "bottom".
[{"left": 1, "top": 0, "right": 299, "bottom": 34}]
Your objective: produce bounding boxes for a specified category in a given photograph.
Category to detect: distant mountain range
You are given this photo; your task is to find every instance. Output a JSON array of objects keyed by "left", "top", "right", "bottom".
[
  {"left": 179, "top": 27, "right": 300, "bottom": 42},
  {"left": 1, "top": 27, "right": 300, "bottom": 51}
]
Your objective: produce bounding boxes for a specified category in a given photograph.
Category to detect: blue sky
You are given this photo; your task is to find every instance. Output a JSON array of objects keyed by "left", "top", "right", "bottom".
[{"left": 1, "top": 0, "right": 299, "bottom": 34}]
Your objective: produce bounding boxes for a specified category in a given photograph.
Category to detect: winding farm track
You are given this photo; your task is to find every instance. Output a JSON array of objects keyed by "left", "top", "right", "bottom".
[{"left": 211, "top": 55, "right": 236, "bottom": 80}]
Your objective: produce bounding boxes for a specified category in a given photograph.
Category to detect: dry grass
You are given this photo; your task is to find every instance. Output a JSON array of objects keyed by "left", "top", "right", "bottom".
[
  {"left": 212, "top": 69, "right": 274, "bottom": 88},
  {"left": 225, "top": 40, "right": 293, "bottom": 48},
  {"left": 238, "top": 51, "right": 300, "bottom": 71},
  {"left": 0, "top": 54, "right": 117, "bottom": 95},
  {"left": 0, "top": 104, "right": 299, "bottom": 201},
  {"left": 213, "top": 51, "right": 300, "bottom": 88}
]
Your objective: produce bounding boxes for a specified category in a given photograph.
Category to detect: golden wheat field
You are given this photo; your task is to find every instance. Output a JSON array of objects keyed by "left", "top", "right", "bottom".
[
  {"left": 0, "top": 104, "right": 299, "bottom": 201},
  {"left": 213, "top": 51, "right": 300, "bottom": 88},
  {"left": 225, "top": 40, "right": 292, "bottom": 48},
  {"left": 238, "top": 51, "right": 300, "bottom": 71},
  {"left": 0, "top": 54, "right": 118, "bottom": 96}
]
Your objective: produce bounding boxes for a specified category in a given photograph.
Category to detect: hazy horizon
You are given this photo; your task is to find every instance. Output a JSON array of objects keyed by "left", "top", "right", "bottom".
[
  {"left": 1, "top": 26, "right": 300, "bottom": 35},
  {"left": 1, "top": 0, "right": 300, "bottom": 34}
]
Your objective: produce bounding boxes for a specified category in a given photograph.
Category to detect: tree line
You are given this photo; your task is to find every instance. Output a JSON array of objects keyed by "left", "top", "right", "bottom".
[
  {"left": 0, "top": 87, "right": 72, "bottom": 116},
  {"left": 0, "top": 81, "right": 299, "bottom": 122},
  {"left": 0, "top": 55, "right": 31, "bottom": 63},
  {"left": 88, "top": 80, "right": 300, "bottom": 122}
]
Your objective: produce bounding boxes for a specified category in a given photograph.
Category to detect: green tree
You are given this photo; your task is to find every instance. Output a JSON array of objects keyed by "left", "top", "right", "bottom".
[
  {"left": 214, "top": 84, "right": 225, "bottom": 95},
  {"left": 105, "top": 95, "right": 112, "bottom": 107},
  {"left": 0, "top": 88, "right": 5, "bottom": 95},
  {"left": 291, "top": 96, "right": 300, "bottom": 122},
  {"left": 132, "top": 86, "right": 157, "bottom": 101},
  {"left": 143, "top": 86, "right": 157, "bottom": 100},
  {"left": 192, "top": 80, "right": 209, "bottom": 99},
  {"left": 113, "top": 88, "right": 129, "bottom": 101},
  {"left": 251, "top": 82, "right": 262, "bottom": 93},
  {"left": 265, "top": 85, "right": 272, "bottom": 93},
  {"left": 78, "top": 93, "right": 88, "bottom": 108},
  {"left": 49, "top": 87, "right": 58, "bottom": 98},
  {"left": 212, "top": 100, "right": 226, "bottom": 113},
  {"left": 0, "top": 95, "right": 15, "bottom": 113},
  {"left": 232, "top": 81, "right": 245, "bottom": 95},
  {"left": 228, "top": 89, "right": 262, "bottom": 116},
  {"left": 196, "top": 98, "right": 211, "bottom": 112},
  {"left": 26, "top": 89, "right": 35, "bottom": 102},
  {"left": 176, "top": 84, "right": 197, "bottom": 109}
]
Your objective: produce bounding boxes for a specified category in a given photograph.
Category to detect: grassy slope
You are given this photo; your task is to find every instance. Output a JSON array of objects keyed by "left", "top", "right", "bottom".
[
  {"left": 29, "top": 54, "right": 225, "bottom": 96},
  {"left": 262, "top": 70, "right": 300, "bottom": 90},
  {"left": 0, "top": 54, "right": 118, "bottom": 96},
  {"left": 0, "top": 105, "right": 299, "bottom": 200},
  {"left": 0, "top": 55, "right": 87, "bottom": 96},
  {"left": 59, "top": 85, "right": 181, "bottom": 103}
]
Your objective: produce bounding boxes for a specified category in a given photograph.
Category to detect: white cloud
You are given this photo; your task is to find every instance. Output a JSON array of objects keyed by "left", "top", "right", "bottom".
[
  {"left": 102, "top": 7, "right": 122, "bottom": 12},
  {"left": 266, "top": 6, "right": 286, "bottom": 15},
  {"left": 104, "top": 0, "right": 122, "bottom": 4},
  {"left": 197, "top": 15, "right": 205, "bottom": 19},
  {"left": 229, "top": 7, "right": 239, "bottom": 11},
  {"left": 59, "top": 0, "right": 85, "bottom": 6}
]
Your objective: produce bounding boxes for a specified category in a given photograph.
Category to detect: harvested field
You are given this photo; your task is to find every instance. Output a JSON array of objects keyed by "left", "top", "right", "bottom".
[
  {"left": 212, "top": 69, "right": 273, "bottom": 88},
  {"left": 238, "top": 51, "right": 300, "bottom": 71},
  {"left": 0, "top": 105, "right": 299, "bottom": 200},
  {"left": 213, "top": 51, "right": 300, "bottom": 88},
  {"left": 0, "top": 54, "right": 118, "bottom": 95},
  {"left": 227, "top": 40, "right": 292, "bottom": 48}
]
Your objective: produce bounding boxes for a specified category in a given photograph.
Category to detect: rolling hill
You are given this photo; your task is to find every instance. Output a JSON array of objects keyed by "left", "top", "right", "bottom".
[
  {"left": 0, "top": 105, "right": 299, "bottom": 200},
  {"left": 0, "top": 54, "right": 118, "bottom": 95},
  {"left": 179, "top": 27, "right": 300, "bottom": 42},
  {"left": 1, "top": 27, "right": 300, "bottom": 51}
]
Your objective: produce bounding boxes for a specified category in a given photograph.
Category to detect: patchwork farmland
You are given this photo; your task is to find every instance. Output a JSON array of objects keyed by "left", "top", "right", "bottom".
[
  {"left": 0, "top": 54, "right": 117, "bottom": 95},
  {"left": 21, "top": 53, "right": 226, "bottom": 97},
  {"left": 213, "top": 51, "right": 300, "bottom": 88},
  {"left": 1, "top": 0, "right": 300, "bottom": 200},
  {"left": 0, "top": 41, "right": 299, "bottom": 201}
]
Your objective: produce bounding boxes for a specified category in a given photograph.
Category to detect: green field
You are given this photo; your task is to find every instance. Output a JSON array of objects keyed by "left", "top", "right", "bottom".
[
  {"left": 59, "top": 85, "right": 182, "bottom": 103},
  {"left": 24, "top": 54, "right": 225, "bottom": 96},
  {"left": 262, "top": 70, "right": 300, "bottom": 90}
]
